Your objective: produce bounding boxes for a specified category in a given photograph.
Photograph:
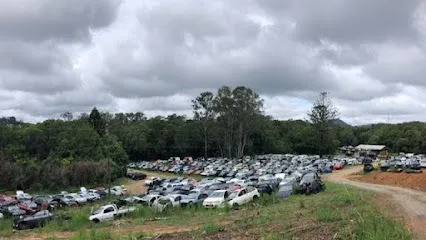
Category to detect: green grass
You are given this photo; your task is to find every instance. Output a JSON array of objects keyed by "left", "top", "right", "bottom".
[
  {"left": 315, "top": 207, "right": 343, "bottom": 222},
  {"left": 0, "top": 181, "right": 412, "bottom": 240},
  {"left": 71, "top": 229, "right": 113, "bottom": 240},
  {"left": 0, "top": 219, "right": 13, "bottom": 238},
  {"left": 201, "top": 222, "right": 224, "bottom": 235},
  {"left": 355, "top": 212, "right": 410, "bottom": 240}
]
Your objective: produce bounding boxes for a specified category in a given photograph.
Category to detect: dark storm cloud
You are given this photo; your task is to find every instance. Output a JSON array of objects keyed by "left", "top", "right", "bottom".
[
  {"left": 1, "top": 0, "right": 426, "bottom": 123},
  {"left": 99, "top": 1, "right": 338, "bottom": 99},
  {"left": 0, "top": 0, "right": 121, "bottom": 99},
  {"left": 0, "top": 0, "right": 121, "bottom": 42},
  {"left": 257, "top": 0, "right": 422, "bottom": 44},
  {"left": 0, "top": 41, "right": 66, "bottom": 74},
  {"left": 9, "top": 89, "right": 115, "bottom": 118}
]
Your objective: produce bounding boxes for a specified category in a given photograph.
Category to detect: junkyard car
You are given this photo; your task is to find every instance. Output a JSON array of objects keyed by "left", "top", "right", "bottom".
[
  {"left": 13, "top": 210, "right": 54, "bottom": 230},
  {"left": 293, "top": 172, "right": 325, "bottom": 195},
  {"left": 203, "top": 190, "right": 230, "bottom": 208}
]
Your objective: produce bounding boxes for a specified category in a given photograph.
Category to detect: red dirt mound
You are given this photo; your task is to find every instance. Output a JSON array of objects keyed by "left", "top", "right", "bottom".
[{"left": 351, "top": 170, "right": 426, "bottom": 192}]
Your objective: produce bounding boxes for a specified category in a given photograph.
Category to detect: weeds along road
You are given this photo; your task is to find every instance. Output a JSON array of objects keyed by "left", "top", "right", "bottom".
[{"left": 325, "top": 166, "right": 426, "bottom": 240}]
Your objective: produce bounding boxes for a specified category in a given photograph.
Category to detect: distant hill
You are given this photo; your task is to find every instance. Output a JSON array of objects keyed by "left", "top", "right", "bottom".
[{"left": 331, "top": 118, "right": 350, "bottom": 127}]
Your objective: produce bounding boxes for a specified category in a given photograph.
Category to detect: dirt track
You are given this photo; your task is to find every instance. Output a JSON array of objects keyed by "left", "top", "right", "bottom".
[{"left": 326, "top": 166, "right": 426, "bottom": 240}]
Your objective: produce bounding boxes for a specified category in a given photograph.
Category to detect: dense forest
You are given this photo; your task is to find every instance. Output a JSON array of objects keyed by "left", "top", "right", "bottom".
[{"left": 1, "top": 86, "right": 426, "bottom": 190}]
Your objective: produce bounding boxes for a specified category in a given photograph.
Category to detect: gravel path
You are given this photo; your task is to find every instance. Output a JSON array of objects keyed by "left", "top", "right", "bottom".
[{"left": 326, "top": 166, "right": 426, "bottom": 239}]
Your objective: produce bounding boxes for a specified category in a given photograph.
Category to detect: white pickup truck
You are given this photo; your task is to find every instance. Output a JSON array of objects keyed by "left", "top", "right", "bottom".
[
  {"left": 89, "top": 204, "right": 135, "bottom": 223},
  {"left": 228, "top": 187, "right": 260, "bottom": 207}
]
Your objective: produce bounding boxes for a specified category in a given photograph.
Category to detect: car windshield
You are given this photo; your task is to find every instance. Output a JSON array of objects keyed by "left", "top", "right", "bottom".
[
  {"left": 279, "top": 186, "right": 292, "bottom": 191},
  {"left": 228, "top": 191, "right": 239, "bottom": 199},
  {"left": 141, "top": 195, "right": 154, "bottom": 201},
  {"left": 92, "top": 208, "right": 103, "bottom": 215},
  {"left": 183, "top": 193, "right": 198, "bottom": 199},
  {"left": 8, "top": 205, "right": 18, "bottom": 211},
  {"left": 209, "top": 191, "right": 225, "bottom": 198},
  {"left": 35, "top": 211, "right": 47, "bottom": 216},
  {"left": 300, "top": 173, "right": 315, "bottom": 184},
  {"left": 158, "top": 198, "right": 171, "bottom": 205}
]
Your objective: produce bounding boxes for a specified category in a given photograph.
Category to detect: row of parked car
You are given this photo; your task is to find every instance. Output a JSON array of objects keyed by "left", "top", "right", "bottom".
[
  {"left": 378, "top": 156, "right": 426, "bottom": 172},
  {"left": 87, "top": 168, "right": 326, "bottom": 224},
  {"left": 5, "top": 154, "right": 340, "bottom": 230},
  {"left": 0, "top": 186, "right": 128, "bottom": 230},
  {"left": 128, "top": 154, "right": 351, "bottom": 178}
]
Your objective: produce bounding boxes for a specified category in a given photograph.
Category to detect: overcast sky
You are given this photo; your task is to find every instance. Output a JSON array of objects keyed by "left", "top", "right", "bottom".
[{"left": 1, "top": 0, "right": 426, "bottom": 125}]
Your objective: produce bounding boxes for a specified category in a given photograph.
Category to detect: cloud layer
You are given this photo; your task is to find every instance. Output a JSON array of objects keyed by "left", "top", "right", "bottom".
[{"left": 1, "top": 0, "right": 426, "bottom": 125}]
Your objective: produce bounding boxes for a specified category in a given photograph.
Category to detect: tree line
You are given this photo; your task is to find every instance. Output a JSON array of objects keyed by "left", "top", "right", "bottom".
[{"left": 1, "top": 86, "right": 425, "bottom": 190}]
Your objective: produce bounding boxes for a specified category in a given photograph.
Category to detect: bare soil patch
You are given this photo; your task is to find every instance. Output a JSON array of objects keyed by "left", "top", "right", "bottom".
[
  {"left": 124, "top": 170, "right": 178, "bottom": 195},
  {"left": 125, "top": 180, "right": 148, "bottom": 195},
  {"left": 350, "top": 170, "right": 426, "bottom": 192}
]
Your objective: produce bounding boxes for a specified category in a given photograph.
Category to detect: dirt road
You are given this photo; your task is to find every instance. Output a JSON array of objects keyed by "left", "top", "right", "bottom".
[{"left": 326, "top": 166, "right": 426, "bottom": 239}]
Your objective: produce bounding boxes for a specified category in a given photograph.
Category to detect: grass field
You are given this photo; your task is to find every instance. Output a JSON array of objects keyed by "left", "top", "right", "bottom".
[{"left": 0, "top": 182, "right": 412, "bottom": 240}]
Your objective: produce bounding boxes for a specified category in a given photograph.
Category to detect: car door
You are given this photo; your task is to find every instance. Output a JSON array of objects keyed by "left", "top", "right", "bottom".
[
  {"left": 198, "top": 194, "right": 208, "bottom": 203},
  {"left": 102, "top": 207, "right": 116, "bottom": 221},
  {"left": 173, "top": 196, "right": 182, "bottom": 207},
  {"left": 312, "top": 174, "right": 320, "bottom": 190}
]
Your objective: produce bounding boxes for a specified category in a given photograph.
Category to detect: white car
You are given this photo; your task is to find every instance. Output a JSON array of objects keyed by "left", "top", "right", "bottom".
[
  {"left": 203, "top": 190, "right": 230, "bottom": 208},
  {"left": 16, "top": 191, "right": 32, "bottom": 201},
  {"left": 144, "top": 177, "right": 159, "bottom": 186},
  {"left": 79, "top": 187, "right": 100, "bottom": 201},
  {"left": 80, "top": 192, "right": 100, "bottom": 202},
  {"left": 89, "top": 204, "right": 135, "bottom": 223},
  {"left": 65, "top": 193, "right": 87, "bottom": 205},
  {"left": 226, "top": 178, "right": 246, "bottom": 186},
  {"left": 109, "top": 186, "right": 127, "bottom": 196},
  {"left": 274, "top": 173, "right": 286, "bottom": 181},
  {"left": 152, "top": 194, "right": 183, "bottom": 211},
  {"left": 279, "top": 176, "right": 296, "bottom": 187},
  {"left": 228, "top": 187, "right": 259, "bottom": 207},
  {"left": 420, "top": 159, "right": 426, "bottom": 168},
  {"left": 140, "top": 194, "right": 161, "bottom": 206}
]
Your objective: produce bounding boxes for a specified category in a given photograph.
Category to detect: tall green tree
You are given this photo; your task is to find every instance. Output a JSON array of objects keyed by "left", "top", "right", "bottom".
[
  {"left": 213, "top": 86, "right": 264, "bottom": 158},
  {"left": 192, "top": 91, "right": 215, "bottom": 160},
  {"left": 232, "top": 86, "right": 264, "bottom": 158},
  {"left": 213, "top": 86, "right": 235, "bottom": 158},
  {"left": 88, "top": 107, "right": 106, "bottom": 136},
  {"left": 308, "top": 92, "right": 339, "bottom": 157}
]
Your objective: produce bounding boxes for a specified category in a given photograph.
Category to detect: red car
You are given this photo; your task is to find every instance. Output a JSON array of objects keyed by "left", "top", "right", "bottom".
[
  {"left": 0, "top": 195, "right": 18, "bottom": 207},
  {"left": 333, "top": 162, "right": 343, "bottom": 170}
]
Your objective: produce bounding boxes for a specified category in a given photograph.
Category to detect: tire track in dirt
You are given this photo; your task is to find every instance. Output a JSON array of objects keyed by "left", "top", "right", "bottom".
[{"left": 325, "top": 166, "right": 426, "bottom": 240}]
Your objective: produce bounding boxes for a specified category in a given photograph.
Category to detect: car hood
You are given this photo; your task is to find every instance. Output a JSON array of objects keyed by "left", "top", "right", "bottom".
[
  {"left": 204, "top": 197, "right": 224, "bottom": 203},
  {"left": 180, "top": 198, "right": 197, "bottom": 203}
]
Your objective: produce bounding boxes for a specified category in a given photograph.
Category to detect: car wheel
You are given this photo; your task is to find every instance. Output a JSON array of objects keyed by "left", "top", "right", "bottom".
[
  {"left": 18, "top": 222, "right": 27, "bottom": 230},
  {"left": 232, "top": 203, "right": 239, "bottom": 209},
  {"left": 252, "top": 195, "right": 259, "bottom": 201},
  {"left": 92, "top": 219, "right": 100, "bottom": 224}
]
